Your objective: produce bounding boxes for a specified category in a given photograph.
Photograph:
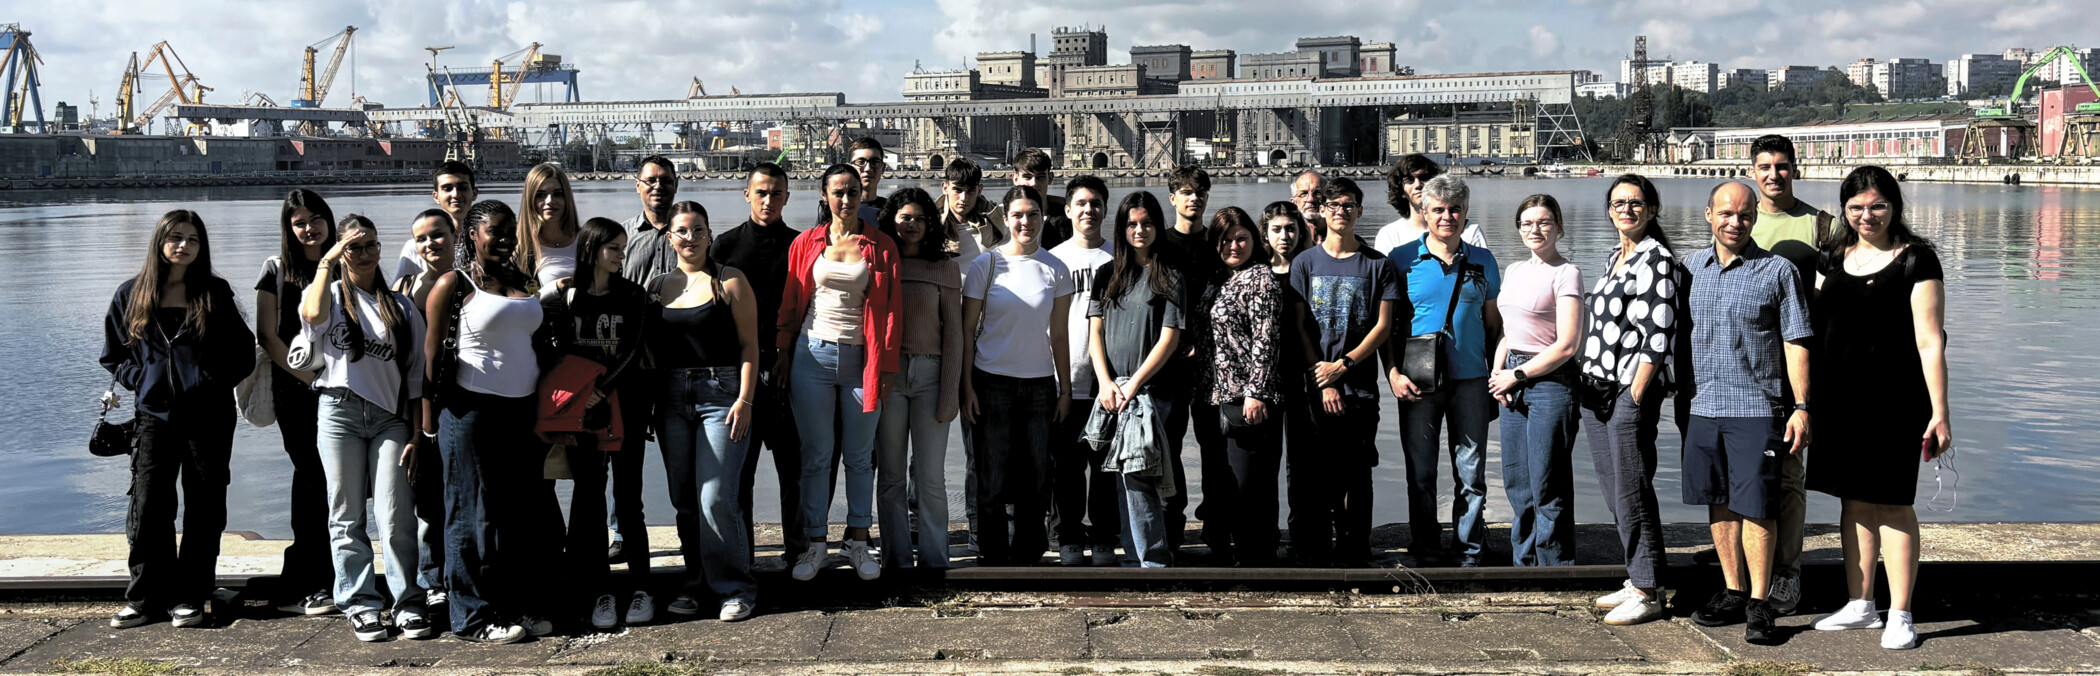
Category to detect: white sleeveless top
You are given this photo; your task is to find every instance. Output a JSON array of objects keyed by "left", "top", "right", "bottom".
[
  {"left": 536, "top": 240, "right": 578, "bottom": 290},
  {"left": 455, "top": 277, "right": 543, "bottom": 398}
]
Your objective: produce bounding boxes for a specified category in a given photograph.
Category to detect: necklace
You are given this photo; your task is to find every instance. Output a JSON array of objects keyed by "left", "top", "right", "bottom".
[{"left": 1846, "top": 244, "right": 1898, "bottom": 277}]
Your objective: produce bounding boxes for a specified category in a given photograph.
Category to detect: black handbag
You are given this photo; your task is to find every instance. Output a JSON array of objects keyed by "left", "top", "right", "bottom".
[
  {"left": 90, "top": 376, "right": 135, "bottom": 457},
  {"left": 1399, "top": 250, "right": 1474, "bottom": 395},
  {"left": 429, "top": 273, "right": 471, "bottom": 396}
]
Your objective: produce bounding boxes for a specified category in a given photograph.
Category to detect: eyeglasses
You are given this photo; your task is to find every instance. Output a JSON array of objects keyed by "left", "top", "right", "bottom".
[
  {"left": 1517, "top": 220, "right": 1558, "bottom": 233},
  {"left": 1610, "top": 200, "right": 1649, "bottom": 212},
  {"left": 1845, "top": 203, "right": 1893, "bottom": 215},
  {"left": 850, "top": 158, "right": 885, "bottom": 170},
  {"left": 1322, "top": 202, "right": 1359, "bottom": 213},
  {"left": 637, "top": 177, "right": 675, "bottom": 187},
  {"left": 344, "top": 242, "right": 383, "bottom": 255}
]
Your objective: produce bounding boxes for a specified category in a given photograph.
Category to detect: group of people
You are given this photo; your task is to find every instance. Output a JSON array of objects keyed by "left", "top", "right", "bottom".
[{"left": 98, "top": 135, "right": 1951, "bottom": 651}]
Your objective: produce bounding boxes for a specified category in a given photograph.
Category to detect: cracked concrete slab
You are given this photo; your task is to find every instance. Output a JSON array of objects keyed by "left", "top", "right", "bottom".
[
  {"left": 1340, "top": 610, "right": 1641, "bottom": 662},
  {"left": 547, "top": 610, "right": 833, "bottom": 664},
  {"left": 820, "top": 608, "right": 1088, "bottom": 661},
  {"left": 1686, "top": 612, "right": 2100, "bottom": 672},
  {"left": 0, "top": 618, "right": 75, "bottom": 666},
  {"left": 10, "top": 615, "right": 329, "bottom": 669},
  {"left": 1084, "top": 609, "right": 1361, "bottom": 661}
]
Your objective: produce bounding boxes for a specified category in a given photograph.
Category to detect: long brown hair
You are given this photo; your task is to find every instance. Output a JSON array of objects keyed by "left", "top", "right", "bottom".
[
  {"left": 279, "top": 188, "right": 337, "bottom": 288},
  {"left": 517, "top": 162, "right": 579, "bottom": 279},
  {"left": 125, "top": 210, "right": 217, "bottom": 344},
  {"left": 331, "top": 214, "right": 406, "bottom": 363},
  {"left": 1099, "top": 191, "right": 1177, "bottom": 308}
]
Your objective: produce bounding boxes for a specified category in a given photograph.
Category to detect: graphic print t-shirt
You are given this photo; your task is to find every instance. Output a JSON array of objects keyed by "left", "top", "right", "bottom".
[{"left": 1288, "top": 245, "right": 1400, "bottom": 399}]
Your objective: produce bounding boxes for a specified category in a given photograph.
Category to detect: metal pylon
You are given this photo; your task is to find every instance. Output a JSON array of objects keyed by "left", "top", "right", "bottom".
[{"left": 1534, "top": 98, "right": 1593, "bottom": 162}]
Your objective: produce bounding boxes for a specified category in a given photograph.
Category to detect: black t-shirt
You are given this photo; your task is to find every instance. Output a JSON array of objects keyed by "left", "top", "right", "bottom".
[
  {"left": 565, "top": 276, "right": 652, "bottom": 370},
  {"left": 254, "top": 256, "right": 319, "bottom": 344},
  {"left": 708, "top": 219, "right": 800, "bottom": 349}
]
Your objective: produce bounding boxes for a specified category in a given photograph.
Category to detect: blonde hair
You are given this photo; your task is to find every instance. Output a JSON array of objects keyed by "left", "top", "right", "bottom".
[{"left": 516, "top": 162, "right": 579, "bottom": 280}]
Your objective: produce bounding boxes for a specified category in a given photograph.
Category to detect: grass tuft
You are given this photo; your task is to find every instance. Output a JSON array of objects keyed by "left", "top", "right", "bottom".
[
  {"left": 581, "top": 663, "right": 711, "bottom": 676},
  {"left": 44, "top": 658, "right": 185, "bottom": 676},
  {"left": 1721, "top": 661, "right": 1815, "bottom": 676}
]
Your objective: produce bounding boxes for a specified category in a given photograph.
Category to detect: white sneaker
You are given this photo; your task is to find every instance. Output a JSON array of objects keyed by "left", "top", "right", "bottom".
[
  {"left": 791, "top": 546, "right": 826, "bottom": 581},
  {"left": 1767, "top": 574, "right": 1802, "bottom": 615},
  {"left": 590, "top": 594, "right": 618, "bottom": 630},
  {"left": 718, "top": 598, "right": 753, "bottom": 622},
  {"left": 625, "top": 592, "right": 655, "bottom": 625},
  {"left": 425, "top": 590, "right": 448, "bottom": 609},
  {"left": 1602, "top": 590, "right": 1665, "bottom": 625},
  {"left": 1595, "top": 580, "right": 1641, "bottom": 609},
  {"left": 1881, "top": 610, "right": 1918, "bottom": 649},
  {"left": 1813, "top": 599, "right": 1884, "bottom": 631},
  {"left": 1060, "top": 545, "right": 1087, "bottom": 566},
  {"left": 844, "top": 540, "right": 881, "bottom": 581}
]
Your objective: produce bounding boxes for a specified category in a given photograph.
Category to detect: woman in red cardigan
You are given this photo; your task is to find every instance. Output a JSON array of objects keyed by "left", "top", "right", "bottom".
[{"left": 775, "top": 163, "right": 903, "bottom": 583}]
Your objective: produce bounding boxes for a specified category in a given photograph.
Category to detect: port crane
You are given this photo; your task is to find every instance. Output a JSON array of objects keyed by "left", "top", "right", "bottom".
[
  {"left": 675, "top": 78, "right": 737, "bottom": 150},
  {"left": 122, "top": 41, "right": 212, "bottom": 134},
  {"left": 1964, "top": 46, "right": 2100, "bottom": 160},
  {"left": 1, "top": 24, "right": 46, "bottom": 133},
  {"left": 489, "top": 42, "right": 542, "bottom": 109},
  {"left": 293, "top": 26, "right": 355, "bottom": 108}
]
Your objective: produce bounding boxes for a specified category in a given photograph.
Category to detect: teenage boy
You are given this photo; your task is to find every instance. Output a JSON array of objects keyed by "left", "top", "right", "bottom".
[
  {"left": 394, "top": 161, "right": 479, "bottom": 279},
  {"left": 1154, "top": 165, "right": 1220, "bottom": 558},
  {"left": 1046, "top": 175, "right": 1119, "bottom": 566}
]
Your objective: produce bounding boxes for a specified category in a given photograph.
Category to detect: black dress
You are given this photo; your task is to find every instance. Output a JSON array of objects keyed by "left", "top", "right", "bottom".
[{"left": 1806, "top": 246, "right": 1942, "bottom": 505}]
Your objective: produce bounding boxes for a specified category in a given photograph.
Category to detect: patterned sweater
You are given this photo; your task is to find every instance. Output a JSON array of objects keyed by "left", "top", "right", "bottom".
[{"left": 1205, "top": 267, "right": 1284, "bottom": 406}]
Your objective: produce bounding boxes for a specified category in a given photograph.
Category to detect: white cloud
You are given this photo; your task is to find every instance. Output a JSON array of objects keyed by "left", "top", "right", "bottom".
[{"left": 1528, "top": 25, "right": 1563, "bottom": 59}]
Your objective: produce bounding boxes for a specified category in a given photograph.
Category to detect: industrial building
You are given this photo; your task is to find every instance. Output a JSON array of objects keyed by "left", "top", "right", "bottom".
[{"left": 1713, "top": 116, "right": 1972, "bottom": 162}]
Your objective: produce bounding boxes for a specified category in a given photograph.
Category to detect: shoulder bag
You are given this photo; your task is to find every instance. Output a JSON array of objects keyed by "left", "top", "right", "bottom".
[
  {"left": 1399, "top": 249, "right": 1472, "bottom": 395},
  {"left": 429, "top": 272, "right": 471, "bottom": 398},
  {"left": 90, "top": 375, "right": 135, "bottom": 457}
]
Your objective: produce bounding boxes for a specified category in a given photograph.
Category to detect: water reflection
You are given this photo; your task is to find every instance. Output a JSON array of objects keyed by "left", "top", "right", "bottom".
[{"left": 3, "top": 175, "right": 2096, "bottom": 536}]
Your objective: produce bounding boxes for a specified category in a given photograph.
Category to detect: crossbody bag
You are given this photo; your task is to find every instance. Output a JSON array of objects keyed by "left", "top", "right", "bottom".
[{"left": 1399, "top": 248, "right": 1472, "bottom": 395}]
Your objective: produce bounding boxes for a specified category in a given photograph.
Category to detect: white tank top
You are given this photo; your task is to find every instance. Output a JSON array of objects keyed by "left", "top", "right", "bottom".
[
  {"left": 455, "top": 277, "right": 543, "bottom": 397},
  {"left": 804, "top": 257, "right": 869, "bottom": 344},
  {"left": 536, "top": 239, "right": 578, "bottom": 290}
]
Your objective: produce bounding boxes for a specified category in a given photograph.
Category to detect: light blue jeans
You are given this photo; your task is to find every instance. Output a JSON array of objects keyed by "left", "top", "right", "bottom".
[
  {"left": 316, "top": 388, "right": 425, "bottom": 616},
  {"left": 790, "top": 335, "right": 881, "bottom": 540},
  {"left": 1500, "top": 353, "right": 1579, "bottom": 566},
  {"left": 875, "top": 354, "right": 950, "bottom": 568},
  {"left": 658, "top": 366, "right": 756, "bottom": 601},
  {"left": 1116, "top": 392, "right": 1174, "bottom": 569},
  {"left": 1400, "top": 377, "right": 1494, "bottom": 562}
]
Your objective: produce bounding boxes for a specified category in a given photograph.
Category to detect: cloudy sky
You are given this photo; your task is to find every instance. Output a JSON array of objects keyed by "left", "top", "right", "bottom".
[{"left": 9, "top": 0, "right": 2093, "bottom": 114}]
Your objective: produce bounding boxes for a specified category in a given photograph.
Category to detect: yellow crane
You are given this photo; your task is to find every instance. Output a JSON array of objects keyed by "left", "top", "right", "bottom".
[
  {"left": 488, "top": 42, "right": 541, "bottom": 109},
  {"left": 131, "top": 41, "right": 211, "bottom": 133},
  {"left": 113, "top": 52, "right": 138, "bottom": 134},
  {"left": 295, "top": 26, "right": 355, "bottom": 107}
]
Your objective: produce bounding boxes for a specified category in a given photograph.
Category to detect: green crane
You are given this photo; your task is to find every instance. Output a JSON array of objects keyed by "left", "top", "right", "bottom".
[{"left": 1978, "top": 46, "right": 2100, "bottom": 118}]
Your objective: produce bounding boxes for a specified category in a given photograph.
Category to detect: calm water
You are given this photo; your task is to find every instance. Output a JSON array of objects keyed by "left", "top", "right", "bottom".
[{"left": 3, "top": 174, "right": 2093, "bottom": 537}]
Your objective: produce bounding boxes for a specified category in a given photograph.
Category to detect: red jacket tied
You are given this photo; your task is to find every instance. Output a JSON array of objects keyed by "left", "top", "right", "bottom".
[{"left": 535, "top": 355, "right": 626, "bottom": 452}]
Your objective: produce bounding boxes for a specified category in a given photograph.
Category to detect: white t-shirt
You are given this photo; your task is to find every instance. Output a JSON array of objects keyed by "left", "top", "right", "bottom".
[
  {"left": 536, "top": 240, "right": 578, "bottom": 290},
  {"left": 1373, "top": 217, "right": 1487, "bottom": 255},
  {"left": 962, "top": 248, "right": 1074, "bottom": 379},
  {"left": 1049, "top": 239, "right": 1114, "bottom": 398},
  {"left": 302, "top": 284, "right": 428, "bottom": 415},
  {"left": 394, "top": 239, "right": 425, "bottom": 281},
  {"left": 955, "top": 231, "right": 985, "bottom": 287}
]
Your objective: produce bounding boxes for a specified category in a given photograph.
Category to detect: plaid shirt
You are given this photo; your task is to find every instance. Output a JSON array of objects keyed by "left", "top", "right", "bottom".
[{"left": 1682, "top": 243, "right": 1813, "bottom": 418}]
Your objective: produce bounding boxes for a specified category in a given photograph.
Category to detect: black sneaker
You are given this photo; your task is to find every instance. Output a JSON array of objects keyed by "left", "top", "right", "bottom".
[
  {"left": 398, "top": 612, "right": 437, "bottom": 640},
  {"left": 1744, "top": 598, "right": 1780, "bottom": 645},
  {"left": 458, "top": 622, "right": 526, "bottom": 645},
  {"left": 168, "top": 603, "right": 206, "bottom": 628},
  {"left": 350, "top": 610, "right": 389, "bottom": 642},
  {"left": 519, "top": 615, "right": 553, "bottom": 637},
  {"left": 607, "top": 537, "right": 625, "bottom": 563},
  {"left": 665, "top": 594, "right": 702, "bottom": 616},
  {"left": 278, "top": 590, "right": 338, "bottom": 616},
  {"left": 1692, "top": 589, "right": 1749, "bottom": 627},
  {"left": 110, "top": 604, "right": 150, "bottom": 629}
]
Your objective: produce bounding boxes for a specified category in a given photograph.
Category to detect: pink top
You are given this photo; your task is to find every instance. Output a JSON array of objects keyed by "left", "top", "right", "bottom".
[{"left": 1496, "top": 259, "right": 1583, "bottom": 353}]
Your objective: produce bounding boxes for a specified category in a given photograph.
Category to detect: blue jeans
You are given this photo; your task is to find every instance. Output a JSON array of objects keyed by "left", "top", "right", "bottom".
[
  {"left": 968, "top": 368, "right": 1055, "bottom": 565},
  {"left": 1400, "top": 377, "right": 1493, "bottom": 562},
  {"left": 660, "top": 366, "right": 757, "bottom": 601},
  {"left": 1499, "top": 355, "right": 1579, "bottom": 567},
  {"left": 876, "top": 354, "right": 951, "bottom": 569},
  {"left": 437, "top": 390, "right": 545, "bottom": 633},
  {"left": 316, "top": 388, "right": 425, "bottom": 616},
  {"left": 1118, "top": 471, "right": 1171, "bottom": 568},
  {"left": 790, "top": 336, "right": 880, "bottom": 540}
]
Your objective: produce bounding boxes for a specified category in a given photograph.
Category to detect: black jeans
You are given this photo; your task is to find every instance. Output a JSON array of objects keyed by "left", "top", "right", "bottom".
[
  {"left": 1158, "top": 374, "right": 1217, "bottom": 552},
  {"left": 271, "top": 369, "right": 333, "bottom": 601},
  {"left": 737, "top": 348, "right": 807, "bottom": 561},
  {"left": 969, "top": 369, "right": 1055, "bottom": 565},
  {"left": 1295, "top": 396, "right": 1378, "bottom": 566},
  {"left": 1048, "top": 402, "right": 1120, "bottom": 550},
  {"left": 1216, "top": 400, "right": 1283, "bottom": 565},
  {"left": 126, "top": 404, "right": 234, "bottom": 609},
  {"left": 438, "top": 389, "right": 549, "bottom": 633},
  {"left": 605, "top": 390, "right": 652, "bottom": 579}
]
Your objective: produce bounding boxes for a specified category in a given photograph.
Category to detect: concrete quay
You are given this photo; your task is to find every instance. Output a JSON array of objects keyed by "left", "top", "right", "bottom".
[
  {"left": 1597, "top": 161, "right": 2100, "bottom": 186},
  {"left": 1, "top": 522, "right": 2096, "bottom": 675}
]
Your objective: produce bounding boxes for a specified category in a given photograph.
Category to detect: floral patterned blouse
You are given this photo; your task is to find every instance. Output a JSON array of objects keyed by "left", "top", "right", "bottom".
[{"left": 1205, "top": 266, "right": 1284, "bottom": 405}]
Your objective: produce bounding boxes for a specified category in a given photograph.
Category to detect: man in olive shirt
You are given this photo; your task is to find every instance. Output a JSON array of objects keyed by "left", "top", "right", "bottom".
[
  {"left": 709, "top": 163, "right": 810, "bottom": 571},
  {"left": 1742, "top": 134, "right": 1832, "bottom": 616}
]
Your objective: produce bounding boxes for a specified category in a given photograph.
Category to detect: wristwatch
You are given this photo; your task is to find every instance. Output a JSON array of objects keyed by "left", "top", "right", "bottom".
[
  {"left": 1513, "top": 369, "right": 1529, "bottom": 383},
  {"left": 1337, "top": 355, "right": 1355, "bottom": 369},
  {"left": 1792, "top": 401, "right": 1812, "bottom": 413}
]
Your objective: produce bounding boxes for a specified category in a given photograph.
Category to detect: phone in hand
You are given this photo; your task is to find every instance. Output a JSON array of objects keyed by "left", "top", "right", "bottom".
[{"left": 1922, "top": 435, "right": 1940, "bottom": 462}]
